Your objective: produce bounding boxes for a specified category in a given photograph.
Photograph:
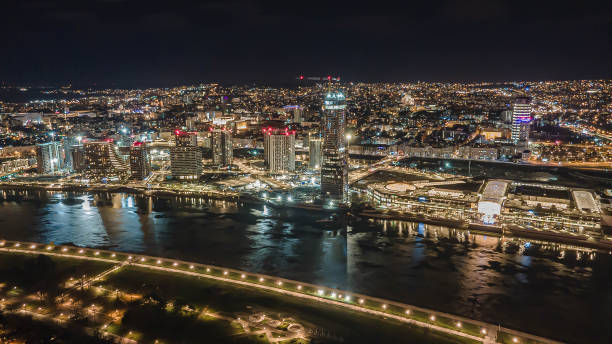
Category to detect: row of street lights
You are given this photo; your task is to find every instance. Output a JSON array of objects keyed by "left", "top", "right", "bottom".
[{"left": 1, "top": 240, "right": 529, "bottom": 343}]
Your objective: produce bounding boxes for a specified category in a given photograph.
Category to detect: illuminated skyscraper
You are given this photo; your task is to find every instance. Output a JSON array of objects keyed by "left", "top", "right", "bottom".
[
  {"left": 129, "top": 142, "right": 151, "bottom": 180},
  {"left": 511, "top": 97, "right": 532, "bottom": 147},
  {"left": 83, "top": 140, "right": 129, "bottom": 181},
  {"left": 321, "top": 91, "right": 348, "bottom": 201},
  {"left": 170, "top": 130, "right": 202, "bottom": 180},
  {"left": 211, "top": 129, "right": 233, "bottom": 167},
  {"left": 263, "top": 127, "right": 295, "bottom": 173},
  {"left": 36, "top": 141, "right": 63, "bottom": 174}
]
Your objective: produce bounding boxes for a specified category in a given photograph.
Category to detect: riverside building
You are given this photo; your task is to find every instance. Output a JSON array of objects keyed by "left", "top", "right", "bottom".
[
  {"left": 170, "top": 130, "right": 202, "bottom": 180},
  {"left": 129, "top": 142, "right": 151, "bottom": 180},
  {"left": 321, "top": 91, "right": 348, "bottom": 202},
  {"left": 35, "top": 141, "right": 64, "bottom": 174},
  {"left": 83, "top": 140, "right": 129, "bottom": 181}
]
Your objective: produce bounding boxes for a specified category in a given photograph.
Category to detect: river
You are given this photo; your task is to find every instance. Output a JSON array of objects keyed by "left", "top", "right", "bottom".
[{"left": 0, "top": 190, "right": 609, "bottom": 344}]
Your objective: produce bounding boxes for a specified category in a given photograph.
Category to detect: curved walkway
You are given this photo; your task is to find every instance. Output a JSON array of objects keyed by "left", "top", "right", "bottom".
[{"left": 0, "top": 239, "right": 563, "bottom": 344}]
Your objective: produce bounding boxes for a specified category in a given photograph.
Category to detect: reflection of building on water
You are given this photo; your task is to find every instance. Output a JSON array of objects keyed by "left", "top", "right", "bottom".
[
  {"left": 363, "top": 169, "right": 603, "bottom": 234},
  {"left": 374, "top": 219, "right": 598, "bottom": 256}
]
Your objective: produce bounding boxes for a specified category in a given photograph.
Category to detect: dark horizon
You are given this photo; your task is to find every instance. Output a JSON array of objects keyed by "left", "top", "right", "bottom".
[{"left": 2, "top": 0, "right": 611, "bottom": 88}]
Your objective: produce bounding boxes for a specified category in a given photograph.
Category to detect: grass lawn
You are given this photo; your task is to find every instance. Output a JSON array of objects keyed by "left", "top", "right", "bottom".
[
  {"left": 0, "top": 251, "right": 115, "bottom": 293},
  {"left": 99, "top": 266, "right": 479, "bottom": 344}
]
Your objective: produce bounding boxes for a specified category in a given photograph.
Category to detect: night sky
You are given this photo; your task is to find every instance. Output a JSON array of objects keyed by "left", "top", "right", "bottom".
[{"left": 1, "top": 0, "right": 611, "bottom": 87}]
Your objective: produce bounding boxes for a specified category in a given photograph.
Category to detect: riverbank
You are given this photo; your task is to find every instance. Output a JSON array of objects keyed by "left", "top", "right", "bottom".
[
  {"left": 360, "top": 209, "right": 612, "bottom": 252},
  {"left": 0, "top": 240, "right": 563, "bottom": 344},
  {"left": 2, "top": 182, "right": 610, "bottom": 253}
]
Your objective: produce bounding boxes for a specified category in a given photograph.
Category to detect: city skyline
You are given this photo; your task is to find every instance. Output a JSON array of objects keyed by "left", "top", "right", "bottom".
[{"left": 1, "top": 2, "right": 611, "bottom": 343}]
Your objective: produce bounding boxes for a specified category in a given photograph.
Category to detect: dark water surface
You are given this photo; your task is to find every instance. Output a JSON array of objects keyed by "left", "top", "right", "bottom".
[{"left": 0, "top": 190, "right": 610, "bottom": 344}]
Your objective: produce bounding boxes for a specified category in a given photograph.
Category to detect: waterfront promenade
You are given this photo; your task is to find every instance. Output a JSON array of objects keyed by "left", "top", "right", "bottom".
[{"left": 0, "top": 239, "right": 563, "bottom": 344}]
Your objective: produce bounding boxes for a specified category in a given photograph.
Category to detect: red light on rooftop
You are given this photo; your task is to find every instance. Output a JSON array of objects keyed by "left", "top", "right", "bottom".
[
  {"left": 327, "top": 75, "right": 332, "bottom": 80},
  {"left": 299, "top": 75, "right": 304, "bottom": 80}
]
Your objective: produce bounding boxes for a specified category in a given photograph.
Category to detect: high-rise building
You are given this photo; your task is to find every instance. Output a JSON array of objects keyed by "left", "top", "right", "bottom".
[
  {"left": 70, "top": 145, "right": 86, "bottom": 172},
  {"left": 321, "top": 91, "right": 348, "bottom": 201},
  {"left": 511, "top": 97, "right": 532, "bottom": 146},
  {"left": 61, "top": 137, "right": 80, "bottom": 171},
  {"left": 129, "top": 142, "right": 151, "bottom": 180},
  {"left": 211, "top": 129, "right": 233, "bottom": 167},
  {"left": 35, "top": 141, "right": 64, "bottom": 174},
  {"left": 170, "top": 130, "right": 202, "bottom": 180},
  {"left": 83, "top": 140, "right": 129, "bottom": 181},
  {"left": 263, "top": 127, "right": 295, "bottom": 173},
  {"left": 284, "top": 105, "right": 303, "bottom": 123},
  {"left": 308, "top": 135, "right": 322, "bottom": 170}
]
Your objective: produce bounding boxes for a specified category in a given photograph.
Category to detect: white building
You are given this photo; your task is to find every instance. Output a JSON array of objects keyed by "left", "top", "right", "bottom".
[
  {"left": 478, "top": 180, "right": 509, "bottom": 223},
  {"left": 263, "top": 127, "right": 295, "bottom": 173}
]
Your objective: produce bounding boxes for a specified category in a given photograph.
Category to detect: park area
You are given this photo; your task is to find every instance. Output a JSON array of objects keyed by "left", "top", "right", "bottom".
[{"left": 0, "top": 250, "right": 475, "bottom": 343}]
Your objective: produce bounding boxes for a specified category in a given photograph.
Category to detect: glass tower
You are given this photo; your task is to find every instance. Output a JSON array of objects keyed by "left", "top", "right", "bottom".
[{"left": 321, "top": 91, "right": 348, "bottom": 202}]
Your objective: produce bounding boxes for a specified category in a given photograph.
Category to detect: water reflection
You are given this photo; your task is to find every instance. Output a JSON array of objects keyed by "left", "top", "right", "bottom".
[{"left": 0, "top": 190, "right": 610, "bottom": 343}]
